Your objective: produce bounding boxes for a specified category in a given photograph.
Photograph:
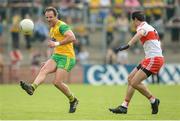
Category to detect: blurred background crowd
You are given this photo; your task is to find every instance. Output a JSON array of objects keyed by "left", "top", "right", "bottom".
[{"left": 0, "top": 0, "right": 179, "bottom": 83}]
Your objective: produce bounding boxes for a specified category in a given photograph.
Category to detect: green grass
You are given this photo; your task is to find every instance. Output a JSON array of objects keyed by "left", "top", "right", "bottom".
[{"left": 0, "top": 84, "right": 180, "bottom": 120}]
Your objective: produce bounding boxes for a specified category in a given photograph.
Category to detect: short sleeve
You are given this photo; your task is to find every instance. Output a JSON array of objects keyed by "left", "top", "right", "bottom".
[
  {"left": 137, "top": 25, "right": 147, "bottom": 36},
  {"left": 138, "top": 29, "right": 147, "bottom": 36},
  {"left": 59, "top": 24, "right": 71, "bottom": 35}
]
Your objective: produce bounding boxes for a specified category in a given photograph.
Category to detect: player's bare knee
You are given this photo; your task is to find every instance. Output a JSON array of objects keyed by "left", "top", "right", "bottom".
[
  {"left": 39, "top": 67, "right": 47, "bottom": 73},
  {"left": 53, "top": 80, "right": 59, "bottom": 86},
  {"left": 131, "top": 81, "right": 138, "bottom": 89},
  {"left": 127, "top": 76, "right": 132, "bottom": 85},
  {"left": 53, "top": 80, "right": 63, "bottom": 86}
]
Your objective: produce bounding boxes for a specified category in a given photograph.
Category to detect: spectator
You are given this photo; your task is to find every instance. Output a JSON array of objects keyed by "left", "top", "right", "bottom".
[
  {"left": 124, "top": 0, "right": 141, "bottom": 20},
  {"left": 70, "top": 12, "right": 89, "bottom": 46},
  {"left": 70, "top": 0, "right": 84, "bottom": 22},
  {"left": 34, "top": 17, "right": 49, "bottom": 42},
  {"left": 24, "top": 14, "right": 33, "bottom": 50},
  {"left": 10, "top": 14, "right": 21, "bottom": 49},
  {"left": 176, "top": 0, "right": 180, "bottom": 16},
  {"left": 0, "top": 0, "right": 7, "bottom": 7},
  {"left": 77, "top": 45, "right": 89, "bottom": 65},
  {"left": 89, "top": 0, "right": 100, "bottom": 32},
  {"left": 165, "top": 0, "right": 176, "bottom": 21},
  {"left": 105, "top": 47, "right": 116, "bottom": 64},
  {"left": 143, "top": 0, "right": 154, "bottom": 23},
  {"left": 30, "top": 48, "right": 41, "bottom": 78},
  {"left": 167, "top": 0, "right": 180, "bottom": 44},
  {"left": 152, "top": 15, "right": 164, "bottom": 41},
  {"left": 58, "top": 0, "right": 72, "bottom": 20},
  {"left": 112, "top": 0, "right": 124, "bottom": 18},
  {"left": 74, "top": 42, "right": 81, "bottom": 56},
  {"left": 104, "top": 12, "right": 116, "bottom": 47},
  {"left": 116, "top": 13, "right": 129, "bottom": 44},
  {"left": 151, "top": 73, "right": 160, "bottom": 84},
  {"left": 167, "top": 16, "right": 180, "bottom": 44},
  {"left": 99, "top": 0, "right": 111, "bottom": 24},
  {"left": 116, "top": 50, "right": 128, "bottom": 65},
  {"left": 9, "top": 49, "right": 23, "bottom": 81},
  {"left": 33, "top": 0, "right": 43, "bottom": 16},
  {"left": 74, "top": 23, "right": 89, "bottom": 46},
  {"left": 151, "top": 0, "right": 165, "bottom": 20}
]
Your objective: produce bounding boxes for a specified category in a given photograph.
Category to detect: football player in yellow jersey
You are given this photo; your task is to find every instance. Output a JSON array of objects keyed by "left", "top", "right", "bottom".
[{"left": 20, "top": 7, "right": 78, "bottom": 113}]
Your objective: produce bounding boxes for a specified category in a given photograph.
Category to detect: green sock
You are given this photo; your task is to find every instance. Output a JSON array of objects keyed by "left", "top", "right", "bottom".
[
  {"left": 68, "top": 94, "right": 75, "bottom": 102},
  {"left": 31, "top": 83, "right": 38, "bottom": 90}
]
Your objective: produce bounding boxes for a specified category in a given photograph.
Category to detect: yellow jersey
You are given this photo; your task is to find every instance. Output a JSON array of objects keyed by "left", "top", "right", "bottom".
[
  {"left": 11, "top": 15, "right": 21, "bottom": 32},
  {"left": 49, "top": 20, "right": 75, "bottom": 58}
]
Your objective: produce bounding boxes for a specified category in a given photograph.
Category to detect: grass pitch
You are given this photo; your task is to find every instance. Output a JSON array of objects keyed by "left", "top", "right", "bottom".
[{"left": 0, "top": 84, "right": 180, "bottom": 120}]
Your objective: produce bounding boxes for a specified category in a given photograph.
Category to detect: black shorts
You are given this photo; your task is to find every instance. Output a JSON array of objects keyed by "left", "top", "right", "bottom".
[{"left": 136, "top": 64, "right": 152, "bottom": 77}]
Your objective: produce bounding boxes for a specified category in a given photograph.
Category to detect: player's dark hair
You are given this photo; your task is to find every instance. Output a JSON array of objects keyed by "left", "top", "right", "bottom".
[
  {"left": 44, "top": 6, "right": 58, "bottom": 17},
  {"left": 132, "top": 11, "right": 145, "bottom": 21}
]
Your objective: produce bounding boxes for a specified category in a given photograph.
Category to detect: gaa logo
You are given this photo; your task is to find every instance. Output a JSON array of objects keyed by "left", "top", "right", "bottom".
[{"left": 84, "top": 64, "right": 180, "bottom": 85}]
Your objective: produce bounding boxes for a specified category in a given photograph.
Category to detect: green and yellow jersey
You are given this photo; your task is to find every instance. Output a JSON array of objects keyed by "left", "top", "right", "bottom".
[{"left": 49, "top": 20, "right": 75, "bottom": 58}]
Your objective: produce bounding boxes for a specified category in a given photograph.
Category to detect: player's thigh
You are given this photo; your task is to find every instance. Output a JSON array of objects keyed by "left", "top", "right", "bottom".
[
  {"left": 130, "top": 69, "right": 148, "bottom": 86},
  {"left": 55, "top": 68, "right": 69, "bottom": 82},
  {"left": 41, "top": 59, "right": 57, "bottom": 74},
  {"left": 128, "top": 67, "right": 138, "bottom": 83}
]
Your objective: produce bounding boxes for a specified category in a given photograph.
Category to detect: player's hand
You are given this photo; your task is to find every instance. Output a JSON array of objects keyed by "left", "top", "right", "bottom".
[
  {"left": 115, "top": 44, "right": 130, "bottom": 52},
  {"left": 48, "top": 40, "right": 56, "bottom": 48}
]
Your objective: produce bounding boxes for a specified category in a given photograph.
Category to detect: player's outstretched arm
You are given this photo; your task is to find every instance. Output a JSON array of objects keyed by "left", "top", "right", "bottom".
[{"left": 116, "top": 30, "right": 143, "bottom": 52}]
